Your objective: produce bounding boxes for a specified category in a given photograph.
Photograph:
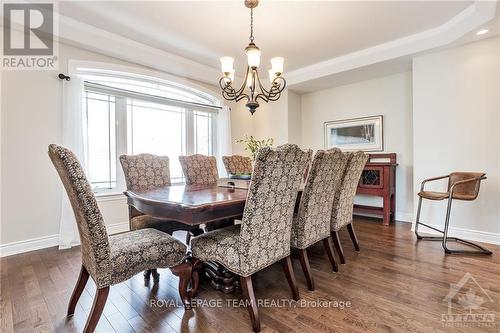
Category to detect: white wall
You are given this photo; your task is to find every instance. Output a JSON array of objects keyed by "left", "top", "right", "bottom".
[
  {"left": 300, "top": 72, "right": 414, "bottom": 222},
  {"left": 413, "top": 37, "right": 500, "bottom": 241},
  {"left": 287, "top": 90, "right": 302, "bottom": 146},
  {"left": 229, "top": 101, "right": 256, "bottom": 155},
  {"left": 0, "top": 41, "right": 230, "bottom": 252},
  {"left": 252, "top": 91, "right": 289, "bottom": 145}
]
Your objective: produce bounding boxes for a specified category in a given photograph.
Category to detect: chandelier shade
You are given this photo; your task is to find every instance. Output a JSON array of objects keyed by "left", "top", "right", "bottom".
[{"left": 218, "top": 0, "right": 286, "bottom": 115}]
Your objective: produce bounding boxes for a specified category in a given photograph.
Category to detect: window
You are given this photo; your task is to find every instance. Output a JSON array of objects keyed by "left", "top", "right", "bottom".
[{"left": 82, "top": 71, "right": 220, "bottom": 192}]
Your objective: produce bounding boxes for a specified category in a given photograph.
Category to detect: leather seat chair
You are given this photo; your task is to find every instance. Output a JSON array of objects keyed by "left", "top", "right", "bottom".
[{"left": 414, "top": 172, "right": 491, "bottom": 254}]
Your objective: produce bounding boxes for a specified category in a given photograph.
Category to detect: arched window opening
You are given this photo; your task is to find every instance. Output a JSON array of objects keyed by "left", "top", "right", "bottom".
[{"left": 80, "top": 69, "right": 221, "bottom": 192}]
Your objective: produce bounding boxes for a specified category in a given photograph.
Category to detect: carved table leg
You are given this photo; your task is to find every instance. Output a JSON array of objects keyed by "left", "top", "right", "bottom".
[{"left": 202, "top": 261, "right": 239, "bottom": 293}]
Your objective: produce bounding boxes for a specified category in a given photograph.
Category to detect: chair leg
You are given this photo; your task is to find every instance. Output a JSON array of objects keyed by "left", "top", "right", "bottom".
[
  {"left": 67, "top": 265, "right": 90, "bottom": 316},
  {"left": 442, "top": 198, "right": 453, "bottom": 254},
  {"left": 240, "top": 275, "right": 261, "bottom": 333},
  {"left": 297, "top": 249, "right": 314, "bottom": 291},
  {"left": 331, "top": 231, "right": 346, "bottom": 264},
  {"left": 83, "top": 286, "right": 109, "bottom": 333},
  {"left": 170, "top": 262, "right": 193, "bottom": 310},
  {"left": 322, "top": 237, "right": 338, "bottom": 272},
  {"left": 415, "top": 197, "right": 492, "bottom": 255},
  {"left": 281, "top": 256, "right": 300, "bottom": 300},
  {"left": 144, "top": 269, "right": 160, "bottom": 282},
  {"left": 347, "top": 223, "right": 360, "bottom": 252},
  {"left": 414, "top": 196, "right": 424, "bottom": 239}
]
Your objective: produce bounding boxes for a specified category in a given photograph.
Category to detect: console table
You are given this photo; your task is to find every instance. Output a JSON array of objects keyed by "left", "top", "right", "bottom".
[{"left": 354, "top": 153, "right": 397, "bottom": 226}]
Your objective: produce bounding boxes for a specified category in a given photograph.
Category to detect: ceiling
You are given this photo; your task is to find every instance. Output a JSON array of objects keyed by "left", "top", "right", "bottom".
[{"left": 58, "top": 1, "right": 474, "bottom": 74}]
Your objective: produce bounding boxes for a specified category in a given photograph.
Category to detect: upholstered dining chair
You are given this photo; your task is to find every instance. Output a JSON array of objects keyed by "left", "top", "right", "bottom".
[
  {"left": 222, "top": 155, "right": 253, "bottom": 176},
  {"left": 178, "top": 154, "right": 219, "bottom": 185},
  {"left": 179, "top": 154, "right": 233, "bottom": 231},
  {"left": 414, "top": 172, "right": 491, "bottom": 254},
  {"left": 291, "top": 149, "right": 348, "bottom": 290},
  {"left": 48, "top": 144, "right": 193, "bottom": 333},
  {"left": 190, "top": 144, "right": 312, "bottom": 333},
  {"left": 330, "top": 151, "right": 369, "bottom": 264},
  {"left": 120, "top": 153, "right": 204, "bottom": 280}
]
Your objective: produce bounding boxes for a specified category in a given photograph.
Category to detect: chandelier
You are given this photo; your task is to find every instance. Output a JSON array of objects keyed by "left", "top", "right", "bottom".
[{"left": 219, "top": 0, "right": 286, "bottom": 115}]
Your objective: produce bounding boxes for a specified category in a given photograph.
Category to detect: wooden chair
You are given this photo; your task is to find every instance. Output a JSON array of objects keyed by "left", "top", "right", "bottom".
[
  {"left": 190, "top": 144, "right": 312, "bottom": 332},
  {"left": 291, "top": 149, "right": 348, "bottom": 290},
  {"left": 222, "top": 155, "right": 253, "bottom": 176},
  {"left": 48, "top": 144, "right": 193, "bottom": 333},
  {"left": 414, "top": 172, "right": 491, "bottom": 254},
  {"left": 330, "top": 151, "right": 369, "bottom": 264},
  {"left": 120, "top": 153, "right": 204, "bottom": 280},
  {"left": 179, "top": 154, "right": 233, "bottom": 231}
]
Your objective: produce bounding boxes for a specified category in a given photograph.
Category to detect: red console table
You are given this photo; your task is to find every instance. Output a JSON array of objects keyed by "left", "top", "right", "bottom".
[{"left": 354, "top": 153, "right": 397, "bottom": 226}]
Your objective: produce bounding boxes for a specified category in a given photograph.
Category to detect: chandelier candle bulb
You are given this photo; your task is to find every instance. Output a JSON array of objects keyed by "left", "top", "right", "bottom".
[
  {"left": 270, "top": 57, "right": 284, "bottom": 74},
  {"left": 246, "top": 47, "right": 261, "bottom": 68},
  {"left": 220, "top": 57, "right": 234, "bottom": 74}
]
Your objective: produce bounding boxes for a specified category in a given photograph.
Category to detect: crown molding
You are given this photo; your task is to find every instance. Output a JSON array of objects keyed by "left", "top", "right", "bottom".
[
  {"left": 56, "top": 14, "right": 221, "bottom": 86},
  {"left": 286, "top": 1, "right": 497, "bottom": 88},
  {"left": 52, "top": 1, "right": 496, "bottom": 90}
]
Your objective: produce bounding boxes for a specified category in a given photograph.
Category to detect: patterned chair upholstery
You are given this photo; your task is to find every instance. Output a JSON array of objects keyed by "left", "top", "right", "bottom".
[
  {"left": 120, "top": 154, "right": 203, "bottom": 236},
  {"left": 48, "top": 144, "right": 193, "bottom": 333},
  {"left": 191, "top": 144, "right": 311, "bottom": 333},
  {"left": 330, "top": 151, "right": 369, "bottom": 264},
  {"left": 179, "top": 154, "right": 233, "bottom": 231},
  {"left": 120, "top": 153, "right": 203, "bottom": 279},
  {"left": 292, "top": 149, "right": 347, "bottom": 249},
  {"left": 222, "top": 155, "right": 253, "bottom": 176},
  {"left": 178, "top": 154, "right": 219, "bottom": 185},
  {"left": 290, "top": 149, "right": 348, "bottom": 289}
]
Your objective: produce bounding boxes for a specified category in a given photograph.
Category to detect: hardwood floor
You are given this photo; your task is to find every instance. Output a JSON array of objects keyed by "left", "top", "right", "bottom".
[{"left": 1, "top": 217, "right": 499, "bottom": 333}]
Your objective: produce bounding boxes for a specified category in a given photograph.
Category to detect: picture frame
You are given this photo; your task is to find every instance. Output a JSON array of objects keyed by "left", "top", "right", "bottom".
[{"left": 324, "top": 115, "right": 384, "bottom": 152}]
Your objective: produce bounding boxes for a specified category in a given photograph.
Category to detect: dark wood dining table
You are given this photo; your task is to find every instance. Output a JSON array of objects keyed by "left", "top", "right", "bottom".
[{"left": 125, "top": 183, "right": 250, "bottom": 292}]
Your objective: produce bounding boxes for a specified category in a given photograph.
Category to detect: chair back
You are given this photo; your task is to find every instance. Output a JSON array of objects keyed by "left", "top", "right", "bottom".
[
  {"left": 448, "top": 172, "right": 485, "bottom": 200},
  {"left": 291, "top": 149, "right": 348, "bottom": 249},
  {"left": 179, "top": 154, "right": 219, "bottom": 185},
  {"left": 222, "top": 155, "right": 253, "bottom": 175},
  {"left": 120, "top": 153, "right": 171, "bottom": 219},
  {"left": 238, "top": 144, "right": 312, "bottom": 274},
  {"left": 48, "top": 144, "right": 111, "bottom": 288},
  {"left": 331, "top": 151, "right": 369, "bottom": 231}
]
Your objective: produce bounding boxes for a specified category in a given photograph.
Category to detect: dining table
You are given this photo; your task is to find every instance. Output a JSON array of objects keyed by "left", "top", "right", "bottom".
[{"left": 124, "top": 180, "right": 251, "bottom": 293}]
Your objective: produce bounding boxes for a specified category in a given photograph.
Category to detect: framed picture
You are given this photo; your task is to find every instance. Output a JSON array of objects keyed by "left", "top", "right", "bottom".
[{"left": 324, "top": 115, "right": 383, "bottom": 151}]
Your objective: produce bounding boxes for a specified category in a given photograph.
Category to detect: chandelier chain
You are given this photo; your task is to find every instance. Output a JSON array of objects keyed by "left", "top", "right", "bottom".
[{"left": 249, "top": 8, "right": 254, "bottom": 42}]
